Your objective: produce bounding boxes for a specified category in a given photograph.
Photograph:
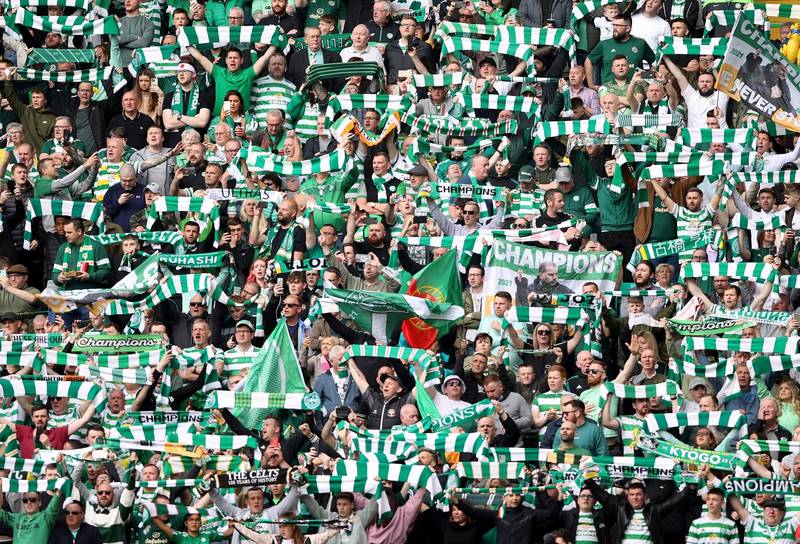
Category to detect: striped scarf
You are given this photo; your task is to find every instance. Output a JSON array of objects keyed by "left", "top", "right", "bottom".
[
  {"left": 94, "top": 350, "right": 165, "bottom": 369},
  {"left": 456, "top": 462, "right": 527, "bottom": 480},
  {"left": 1, "top": 477, "right": 69, "bottom": 493},
  {"left": 17, "top": 67, "right": 113, "bottom": 82},
  {"left": 10, "top": 0, "right": 91, "bottom": 7},
  {"left": 669, "top": 355, "right": 733, "bottom": 379},
  {"left": 26, "top": 48, "right": 96, "bottom": 65},
  {"left": 411, "top": 115, "right": 516, "bottom": 138},
  {"left": 24, "top": 199, "right": 104, "bottom": 250},
  {"left": 731, "top": 170, "right": 800, "bottom": 185},
  {"left": 305, "top": 62, "right": 384, "bottom": 88},
  {"left": 0, "top": 456, "right": 47, "bottom": 473},
  {"left": 708, "top": 305, "right": 790, "bottom": 327},
  {"left": 735, "top": 439, "right": 800, "bottom": 468},
  {"left": 570, "top": 0, "right": 640, "bottom": 29},
  {"left": 458, "top": 94, "right": 540, "bottom": 115},
  {"left": 341, "top": 344, "right": 441, "bottom": 387},
  {"left": 504, "top": 306, "right": 588, "bottom": 326},
  {"left": 145, "top": 196, "right": 220, "bottom": 245},
  {"left": 89, "top": 231, "right": 184, "bottom": 246},
  {"left": 109, "top": 423, "right": 197, "bottom": 442},
  {"left": 233, "top": 147, "right": 350, "bottom": 176},
  {"left": 14, "top": 9, "right": 120, "bottom": 35},
  {"left": 203, "top": 391, "right": 321, "bottom": 411},
  {"left": 728, "top": 212, "right": 785, "bottom": 231},
  {"left": 103, "top": 273, "right": 227, "bottom": 315},
  {"left": 680, "top": 127, "right": 754, "bottom": 147},
  {"left": 413, "top": 72, "right": 464, "bottom": 88},
  {"left": 0, "top": 378, "right": 107, "bottom": 411},
  {"left": 628, "top": 230, "right": 719, "bottom": 272},
  {"left": 325, "top": 94, "right": 411, "bottom": 123},
  {"left": 683, "top": 336, "right": 800, "bottom": 354},
  {"left": 0, "top": 352, "right": 41, "bottom": 369},
  {"left": 437, "top": 36, "right": 534, "bottom": 69},
  {"left": 603, "top": 380, "right": 681, "bottom": 399},
  {"left": 0, "top": 340, "right": 34, "bottom": 352},
  {"left": 641, "top": 411, "right": 746, "bottom": 435},
  {"left": 704, "top": 9, "right": 765, "bottom": 34},
  {"left": 177, "top": 25, "right": 287, "bottom": 50},
  {"left": 303, "top": 475, "right": 380, "bottom": 495},
  {"left": 533, "top": 118, "right": 610, "bottom": 144},
  {"left": 639, "top": 159, "right": 728, "bottom": 180},
  {"left": 333, "top": 460, "right": 443, "bottom": 497},
  {"left": 140, "top": 503, "right": 218, "bottom": 520},
  {"left": 657, "top": 37, "right": 727, "bottom": 59},
  {"left": 78, "top": 366, "right": 150, "bottom": 384},
  {"left": 615, "top": 113, "right": 684, "bottom": 129},
  {"left": 680, "top": 262, "right": 777, "bottom": 286}
]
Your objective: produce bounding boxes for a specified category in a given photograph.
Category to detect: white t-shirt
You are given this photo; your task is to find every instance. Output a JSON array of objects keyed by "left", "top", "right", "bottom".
[
  {"left": 682, "top": 86, "right": 730, "bottom": 128},
  {"left": 433, "top": 392, "right": 471, "bottom": 416},
  {"left": 631, "top": 12, "right": 672, "bottom": 53}
]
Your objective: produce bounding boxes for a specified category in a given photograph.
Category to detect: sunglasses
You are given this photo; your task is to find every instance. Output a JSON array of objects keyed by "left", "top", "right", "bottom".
[
  {"left": 282, "top": 303, "right": 300, "bottom": 308},
  {"left": 22, "top": 497, "right": 39, "bottom": 504},
  {"left": 96, "top": 490, "right": 113, "bottom": 496},
  {"left": 189, "top": 302, "right": 206, "bottom": 307},
  {"left": 65, "top": 510, "right": 82, "bottom": 515},
  {"left": 587, "top": 368, "right": 603, "bottom": 375},
  {"left": 463, "top": 210, "right": 478, "bottom": 215},
  {"left": 537, "top": 330, "right": 551, "bottom": 336}
]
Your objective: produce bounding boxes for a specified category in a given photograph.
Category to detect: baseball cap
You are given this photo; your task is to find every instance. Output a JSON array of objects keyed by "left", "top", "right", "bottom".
[
  {"left": 688, "top": 378, "right": 708, "bottom": 390},
  {"left": 554, "top": 166, "right": 573, "bottom": 183},
  {"left": 518, "top": 165, "right": 534, "bottom": 184},
  {"left": 145, "top": 182, "right": 161, "bottom": 194},
  {"left": 235, "top": 319, "right": 255, "bottom": 331}
]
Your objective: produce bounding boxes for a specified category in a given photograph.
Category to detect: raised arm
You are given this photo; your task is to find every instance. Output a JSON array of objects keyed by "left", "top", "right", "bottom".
[
  {"left": 649, "top": 179, "right": 677, "bottom": 212},
  {"left": 663, "top": 56, "right": 689, "bottom": 92},
  {"left": 187, "top": 46, "right": 214, "bottom": 75},
  {"left": 348, "top": 359, "right": 370, "bottom": 394}
]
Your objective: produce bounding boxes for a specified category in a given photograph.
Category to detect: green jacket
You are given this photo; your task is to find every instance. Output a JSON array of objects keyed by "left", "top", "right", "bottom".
[
  {"left": 2, "top": 81, "right": 55, "bottom": 153},
  {"left": 51, "top": 235, "right": 111, "bottom": 289},
  {"left": 0, "top": 492, "right": 62, "bottom": 543}
]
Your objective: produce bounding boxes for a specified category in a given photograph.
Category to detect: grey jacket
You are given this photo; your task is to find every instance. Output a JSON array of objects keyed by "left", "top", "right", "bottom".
[
  {"left": 500, "top": 390, "right": 533, "bottom": 434},
  {"left": 301, "top": 494, "right": 378, "bottom": 544},
  {"left": 518, "top": 0, "right": 571, "bottom": 28},
  {"left": 428, "top": 198, "right": 506, "bottom": 237},
  {"left": 210, "top": 487, "right": 300, "bottom": 544}
]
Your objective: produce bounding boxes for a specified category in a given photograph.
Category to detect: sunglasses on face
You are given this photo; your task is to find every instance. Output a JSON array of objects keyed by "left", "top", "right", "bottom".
[
  {"left": 96, "top": 490, "right": 113, "bottom": 496},
  {"left": 282, "top": 303, "right": 300, "bottom": 308},
  {"left": 65, "top": 510, "right": 82, "bottom": 515},
  {"left": 587, "top": 368, "right": 603, "bottom": 375},
  {"left": 537, "top": 330, "right": 551, "bottom": 336},
  {"left": 463, "top": 210, "right": 478, "bottom": 215},
  {"left": 189, "top": 302, "right": 206, "bottom": 307},
  {"left": 22, "top": 497, "right": 39, "bottom": 504}
]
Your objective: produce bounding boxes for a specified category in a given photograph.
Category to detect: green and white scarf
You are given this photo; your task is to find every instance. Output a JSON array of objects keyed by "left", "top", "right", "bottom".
[
  {"left": 177, "top": 25, "right": 288, "bottom": 50},
  {"left": 628, "top": 230, "right": 720, "bottom": 272},
  {"left": 413, "top": 72, "right": 464, "bottom": 88},
  {"left": 25, "top": 199, "right": 104, "bottom": 250},
  {"left": 104, "top": 273, "right": 227, "bottom": 315},
  {"left": 14, "top": 9, "right": 120, "bottom": 35},
  {"left": 17, "top": 67, "right": 114, "bottom": 83},
  {"left": 731, "top": 170, "right": 800, "bottom": 185},
  {"left": 639, "top": 159, "right": 728, "bottom": 180},
  {"left": 683, "top": 336, "right": 800, "bottom": 354},
  {"left": 641, "top": 410, "right": 746, "bottom": 435},
  {"left": 1, "top": 477, "right": 69, "bottom": 493},
  {"left": 0, "top": 351, "right": 41, "bottom": 368},
  {"left": 203, "top": 391, "right": 321, "bottom": 411},
  {"left": 0, "top": 378, "right": 107, "bottom": 411},
  {"left": 456, "top": 462, "right": 527, "bottom": 480},
  {"left": 604, "top": 380, "right": 681, "bottom": 399},
  {"left": 158, "top": 252, "right": 227, "bottom": 269},
  {"left": 341, "top": 344, "right": 441, "bottom": 387},
  {"left": 333, "top": 460, "right": 443, "bottom": 497},
  {"left": 89, "top": 231, "right": 184, "bottom": 247},
  {"left": 680, "top": 128, "right": 754, "bottom": 148},
  {"left": 232, "top": 147, "right": 350, "bottom": 176},
  {"left": 533, "top": 118, "right": 610, "bottom": 144},
  {"left": 458, "top": 94, "right": 539, "bottom": 116},
  {"left": 708, "top": 304, "right": 790, "bottom": 327},
  {"left": 735, "top": 439, "right": 800, "bottom": 468},
  {"left": 145, "top": 196, "right": 221, "bottom": 245},
  {"left": 680, "top": 262, "right": 777, "bottom": 286}
]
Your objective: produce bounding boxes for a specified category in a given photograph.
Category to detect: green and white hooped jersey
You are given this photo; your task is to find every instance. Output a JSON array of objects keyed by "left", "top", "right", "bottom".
[
  {"left": 576, "top": 511, "right": 599, "bottom": 544},
  {"left": 221, "top": 345, "right": 260, "bottom": 379},
  {"left": 621, "top": 510, "right": 652, "bottom": 544},
  {"left": 743, "top": 514, "right": 800, "bottom": 544},
  {"left": 619, "top": 415, "right": 647, "bottom": 456},
  {"left": 686, "top": 513, "right": 737, "bottom": 544}
]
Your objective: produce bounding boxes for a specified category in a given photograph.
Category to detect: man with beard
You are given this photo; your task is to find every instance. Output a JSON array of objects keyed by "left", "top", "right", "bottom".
[
  {"left": 585, "top": 14, "right": 655, "bottom": 91},
  {"left": 162, "top": 63, "right": 213, "bottom": 148},
  {"left": 534, "top": 189, "right": 582, "bottom": 250},
  {"left": 515, "top": 262, "right": 573, "bottom": 307},
  {"left": 1, "top": 402, "right": 96, "bottom": 458},
  {"left": 649, "top": 178, "right": 724, "bottom": 262},
  {"left": 346, "top": 217, "right": 391, "bottom": 265},
  {"left": 663, "top": 56, "right": 729, "bottom": 128},
  {"left": 250, "top": 198, "right": 305, "bottom": 263}
]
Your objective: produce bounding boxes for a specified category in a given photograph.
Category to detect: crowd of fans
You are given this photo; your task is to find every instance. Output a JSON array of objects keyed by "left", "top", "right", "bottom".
[{"left": 0, "top": 0, "right": 796, "bottom": 542}]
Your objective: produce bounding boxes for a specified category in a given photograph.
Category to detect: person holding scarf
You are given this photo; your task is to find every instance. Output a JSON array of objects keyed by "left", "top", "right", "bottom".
[
  {"left": 162, "top": 63, "right": 214, "bottom": 148},
  {"left": 249, "top": 197, "right": 305, "bottom": 263}
]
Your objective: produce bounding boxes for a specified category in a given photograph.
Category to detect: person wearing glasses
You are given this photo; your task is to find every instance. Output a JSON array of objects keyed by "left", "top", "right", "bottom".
[
  {"left": 71, "top": 469, "right": 137, "bottom": 544},
  {"left": 48, "top": 501, "right": 103, "bottom": 544},
  {"left": 0, "top": 489, "right": 64, "bottom": 543}
]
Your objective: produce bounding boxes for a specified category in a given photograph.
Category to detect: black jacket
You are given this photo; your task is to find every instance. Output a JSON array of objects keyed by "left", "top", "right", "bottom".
[
  {"left": 560, "top": 507, "right": 614, "bottom": 544},
  {"left": 286, "top": 48, "right": 343, "bottom": 87},
  {"left": 49, "top": 522, "right": 103, "bottom": 544},
  {"left": 489, "top": 413, "right": 520, "bottom": 447},
  {"left": 586, "top": 478, "right": 697, "bottom": 544},
  {"left": 384, "top": 37, "right": 435, "bottom": 84},
  {"left": 64, "top": 79, "right": 124, "bottom": 152},
  {"left": 496, "top": 495, "right": 563, "bottom": 544}
]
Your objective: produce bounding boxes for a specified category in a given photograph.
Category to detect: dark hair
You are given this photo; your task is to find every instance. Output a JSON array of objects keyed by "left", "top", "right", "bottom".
[
  {"left": 495, "top": 291, "right": 512, "bottom": 302},
  {"left": 614, "top": 13, "right": 632, "bottom": 25},
  {"left": 565, "top": 398, "right": 585, "bottom": 413},
  {"left": 324, "top": 266, "right": 341, "bottom": 279},
  {"left": 68, "top": 218, "right": 85, "bottom": 232},
  {"left": 286, "top": 271, "right": 305, "bottom": 284},
  {"left": 467, "top": 264, "right": 485, "bottom": 276},
  {"left": 334, "top": 492, "right": 355, "bottom": 503},
  {"left": 226, "top": 46, "right": 242, "bottom": 58},
  {"left": 671, "top": 17, "right": 688, "bottom": 26},
  {"left": 544, "top": 188, "right": 563, "bottom": 205},
  {"left": 636, "top": 260, "right": 656, "bottom": 275},
  {"left": 611, "top": 54, "right": 629, "bottom": 63}
]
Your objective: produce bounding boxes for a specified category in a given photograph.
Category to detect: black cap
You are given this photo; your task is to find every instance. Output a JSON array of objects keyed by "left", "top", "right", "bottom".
[
  {"left": 408, "top": 165, "right": 429, "bottom": 177},
  {"left": 763, "top": 499, "right": 787, "bottom": 511},
  {"left": 0, "top": 312, "right": 17, "bottom": 322}
]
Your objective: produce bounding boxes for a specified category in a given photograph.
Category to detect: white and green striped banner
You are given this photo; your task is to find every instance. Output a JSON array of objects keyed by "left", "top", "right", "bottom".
[
  {"left": 177, "top": 25, "right": 288, "bottom": 50},
  {"left": 532, "top": 118, "right": 610, "bottom": 144},
  {"left": 203, "top": 391, "right": 322, "bottom": 411},
  {"left": 604, "top": 380, "right": 682, "bottom": 399},
  {"left": 642, "top": 411, "right": 746, "bottom": 436}
]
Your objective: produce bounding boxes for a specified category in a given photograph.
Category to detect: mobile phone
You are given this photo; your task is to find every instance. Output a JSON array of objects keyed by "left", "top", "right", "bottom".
[
  {"left": 275, "top": 277, "right": 284, "bottom": 291},
  {"left": 257, "top": 201, "right": 271, "bottom": 209},
  {"left": 183, "top": 166, "right": 196, "bottom": 175},
  {"left": 769, "top": 245, "right": 778, "bottom": 257},
  {"left": 335, "top": 406, "right": 350, "bottom": 421},
  {"left": 364, "top": 217, "right": 378, "bottom": 225},
  {"left": 639, "top": 70, "right": 656, "bottom": 79},
  {"left": 269, "top": 435, "right": 280, "bottom": 448},
  {"left": 223, "top": 100, "right": 231, "bottom": 113}
]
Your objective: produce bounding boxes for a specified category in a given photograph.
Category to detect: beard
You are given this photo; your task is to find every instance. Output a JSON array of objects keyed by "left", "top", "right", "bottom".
[{"left": 699, "top": 87, "right": 715, "bottom": 98}]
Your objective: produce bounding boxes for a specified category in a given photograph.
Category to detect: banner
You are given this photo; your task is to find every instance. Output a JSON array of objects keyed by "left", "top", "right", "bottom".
[
  {"left": 293, "top": 33, "right": 351, "bottom": 51},
  {"left": 121, "top": 411, "right": 209, "bottom": 425},
  {"left": 214, "top": 468, "right": 289, "bottom": 487},
  {"left": 668, "top": 318, "right": 753, "bottom": 336},
  {"left": 716, "top": 15, "right": 800, "bottom": 132},
  {"left": 637, "top": 435, "right": 735, "bottom": 471},
  {"left": 482, "top": 239, "right": 621, "bottom": 314},
  {"left": 73, "top": 334, "right": 164, "bottom": 353},
  {"left": 205, "top": 188, "right": 284, "bottom": 203},
  {"left": 708, "top": 304, "right": 790, "bottom": 327},
  {"left": 11, "top": 333, "right": 62, "bottom": 347},
  {"left": 723, "top": 478, "right": 800, "bottom": 496},
  {"left": 158, "top": 252, "right": 227, "bottom": 269}
]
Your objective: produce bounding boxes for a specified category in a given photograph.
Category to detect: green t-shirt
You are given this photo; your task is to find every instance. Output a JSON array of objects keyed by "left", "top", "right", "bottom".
[
  {"left": 587, "top": 36, "right": 655, "bottom": 87},
  {"left": 648, "top": 195, "right": 677, "bottom": 242},
  {"left": 210, "top": 64, "right": 257, "bottom": 116},
  {"left": 300, "top": 168, "right": 358, "bottom": 232}
]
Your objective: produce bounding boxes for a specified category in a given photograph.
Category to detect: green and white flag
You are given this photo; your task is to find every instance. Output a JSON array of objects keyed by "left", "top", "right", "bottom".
[
  {"left": 233, "top": 147, "right": 350, "bottom": 176},
  {"left": 232, "top": 320, "right": 310, "bottom": 430},
  {"left": 24, "top": 199, "right": 105, "bottom": 250},
  {"left": 177, "top": 25, "right": 288, "bottom": 50},
  {"left": 683, "top": 336, "right": 800, "bottom": 354},
  {"left": 708, "top": 304, "right": 790, "bottom": 327},
  {"left": 679, "top": 128, "right": 754, "bottom": 147},
  {"left": 14, "top": 9, "right": 120, "bottom": 35},
  {"left": 323, "top": 288, "right": 465, "bottom": 344}
]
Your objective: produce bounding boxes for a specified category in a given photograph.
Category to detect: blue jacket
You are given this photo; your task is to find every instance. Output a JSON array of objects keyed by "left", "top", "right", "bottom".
[
  {"left": 103, "top": 182, "right": 146, "bottom": 231},
  {"left": 313, "top": 370, "right": 362, "bottom": 425}
]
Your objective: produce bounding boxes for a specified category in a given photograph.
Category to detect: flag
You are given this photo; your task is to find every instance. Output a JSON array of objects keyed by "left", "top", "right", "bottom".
[
  {"left": 233, "top": 319, "right": 308, "bottom": 430},
  {"left": 716, "top": 14, "right": 800, "bottom": 132},
  {"left": 324, "top": 288, "right": 465, "bottom": 344},
  {"left": 112, "top": 252, "right": 161, "bottom": 292},
  {"left": 401, "top": 249, "right": 464, "bottom": 349}
]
